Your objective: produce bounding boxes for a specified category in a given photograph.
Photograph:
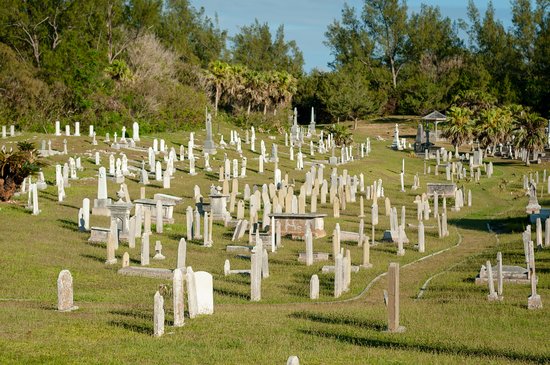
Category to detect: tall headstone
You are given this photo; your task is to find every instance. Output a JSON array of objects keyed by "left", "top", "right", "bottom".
[
  {"left": 187, "top": 267, "right": 199, "bottom": 318},
  {"left": 203, "top": 113, "right": 216, "bottom": 154},
  {"left": 486, "top": 261, "right": 499, "bottom": 301},
  {"left": 387, "top": 263, "right": 405, "bottom": 332},
  {"left": 173, "top": 268, "right": 185, "bottom": 327},
  {"left": 105, "top": 220, "right": 117, "bottom": 265},
  {"left": 418, "top": 221, "right": 425, "bottom": 253},
  {"left": 177, "top": 238, "right": 187, "bottom": 269},
  {"left": 132, "top": 121, "right": 140, "bottom": 142},
  {"left": 153, "top": 291, "right": 165, "bottom": 337}
]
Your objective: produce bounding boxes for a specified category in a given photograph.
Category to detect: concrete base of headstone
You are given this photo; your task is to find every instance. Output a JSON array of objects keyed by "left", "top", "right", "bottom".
[
  {"left": 528, "top": 294, "right": 543, "bottom": 309},
  {"left": 226, "top": 245, "right": 253, "bottom": 253},
  {"left": 487, "top": 293, "right": 502, "bottom": 302},
  {"left": 384, "top": 325, "right": 406, "bottom": 333},
  {"left": 88, "top": 227, "right": 110, "bottom": 243},
  {"left": 322, "top": 265, "right": 360, "bottom": 273},
  {"left": 382, "top": 230, "right": 409, "bottom": 244},
  {"left": 118, "top": 267, "right": 173, "bottom": 280},
  {"left": 475, "top": 265, "right": 530, "bottom": 285},
  {"left": 361, "top": 263, "right": 373, "bottom": 269},
  {"left": 298, "top": 252, "right": 330, "bottom": 263}
]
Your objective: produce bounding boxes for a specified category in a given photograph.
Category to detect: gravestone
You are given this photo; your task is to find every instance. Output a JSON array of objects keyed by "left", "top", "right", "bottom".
[
  {"left": 194, "top": 271, "right": 214, "bottom": 315},
  {"left": 310, "top": 274, "right": 319, "bottom": 300},
  {"left": 57, "top": 270, "right": 78, "bottom": 312},
  {"left": 153, "top": 291, "right": 165, "bottom": 337},
  {"left": 186, "top": 267, "right": 199, "bottom": 318},
  {"left": 177, "top": 238, "right": 187, "bottom": 269},
  {"left": 173, "top": 268, "right": 185, "bottom": 327},
  {"left": 387, "top": 262, "right": 405, "bottom": 332}
]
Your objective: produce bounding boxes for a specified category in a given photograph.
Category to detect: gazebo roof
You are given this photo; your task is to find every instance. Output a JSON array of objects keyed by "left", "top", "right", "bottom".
[{"left": 422, "top": 110, "right": 447, "bottom": 121}]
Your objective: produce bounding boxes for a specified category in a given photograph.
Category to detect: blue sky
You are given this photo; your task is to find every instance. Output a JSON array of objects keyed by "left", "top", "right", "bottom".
[{"left": 190, "top": 0, "right": 514, "bottom": 72}]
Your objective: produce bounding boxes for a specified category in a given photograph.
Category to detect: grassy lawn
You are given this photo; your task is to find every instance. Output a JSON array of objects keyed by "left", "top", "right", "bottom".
[{"left": 0, "top": 118, "right": 548, "bottom": 364}]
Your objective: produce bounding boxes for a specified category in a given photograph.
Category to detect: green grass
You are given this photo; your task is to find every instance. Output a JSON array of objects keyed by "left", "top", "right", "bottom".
[{"left": 0, "top": 118, "right": 549, "bottom": 364}]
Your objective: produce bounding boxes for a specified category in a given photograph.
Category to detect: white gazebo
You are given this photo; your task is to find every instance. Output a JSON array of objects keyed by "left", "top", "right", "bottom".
[{"left": 422, "top": 110, "right": 447, "bottom": 142}]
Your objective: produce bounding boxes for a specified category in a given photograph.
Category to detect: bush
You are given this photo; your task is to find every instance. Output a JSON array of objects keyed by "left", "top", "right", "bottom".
[{"left": 0, "top": 141, "right": 45, "bottom": 201}]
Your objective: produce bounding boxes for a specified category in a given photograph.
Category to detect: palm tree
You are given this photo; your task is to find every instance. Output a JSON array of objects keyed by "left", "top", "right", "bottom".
[
  {"left": 442, "top": 106, "right": 474, "bottom": 155},
  {"left": 476, "top": 107, "right": 512, "bottom": 156},
  {"left": 513, "top": 111, "right": 546, "bottom": 165},
  {"left": 206, "top": 60, "right": 231, "bottom": 116}
]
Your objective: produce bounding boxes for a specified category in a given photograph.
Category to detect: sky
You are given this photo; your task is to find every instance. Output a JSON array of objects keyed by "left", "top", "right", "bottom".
[{"left": 190, "top": 0, "right": 514, "bottom": 72}]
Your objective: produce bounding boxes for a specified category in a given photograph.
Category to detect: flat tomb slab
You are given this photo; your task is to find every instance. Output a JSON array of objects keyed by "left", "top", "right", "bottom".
[
  {"left": 226, "top": 245, "right": 253, "bottom": 253},
  {"left": 322, "top": 265, "right": 360, "bottom": 273},
  {"left": 118, "top": 266, "right": 173, "bottom": 280},
  {"left": 475, "top": 265, "right": 530, "bottom": 285},
  {"left": 298, "top": 252, "right": 330, "bottom": 262}
]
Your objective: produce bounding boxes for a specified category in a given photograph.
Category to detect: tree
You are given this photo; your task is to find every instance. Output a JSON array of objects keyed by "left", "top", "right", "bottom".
[
  {"left": 475, "top": 107, "right": 513, "bottom": 155},
  {"left": 513, "top": 110, "right": 546, "bottom": 165},
  {"left": 205, "top": 60, "right": 231, "bottom": 116},
  {"left": 442, "top": 106, "right": 474, "bottom": 155},
  {"left": 363, "top": 0, "right": 409, "bottom": 88},
  {"left": 158, "top": 0, "right": 227, "bottom": 66},
  {"left": 231, "top": 19, "right": 304, "bottom": 76},
  {"left": 325, "top": 123, "right": 353, "bottom": 147},
  {"left": 320, "top": 67, "right": 383, "bottom": 129},
  {"left": 324, "top": 4, "right": 373, "bottom": 69},
  {"left": 467, "top": 0, "right": 521, "bottom": 103},
  {"left": 0, "top": 141, "right": 45, "bottom": 201}
]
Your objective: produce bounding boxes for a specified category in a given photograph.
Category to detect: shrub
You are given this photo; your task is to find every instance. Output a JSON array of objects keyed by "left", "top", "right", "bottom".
[{"left": 0, "top": 141, "right": 45, "bottom": 201}]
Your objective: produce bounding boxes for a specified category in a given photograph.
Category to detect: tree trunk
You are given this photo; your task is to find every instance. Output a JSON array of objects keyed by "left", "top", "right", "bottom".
[
  {"left": 247, "top": 103, "right": 251, "bottom": 116},
  {"left": 526, "top": 150, "right": 530, "bottom": 166},
  {"left": 390, "top": 58, "right": 397, "bottom": 89},
  {"left": 214, "top": 85, "right": 220, "bottom": 117},
  {"left": 353, "top": 118, "right": 358, "bottom": 130}
]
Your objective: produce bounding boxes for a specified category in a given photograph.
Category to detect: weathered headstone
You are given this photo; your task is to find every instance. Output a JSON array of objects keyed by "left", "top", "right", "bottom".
[
  {"left": 387, "top": 263, "right": 405, "bottom": 333},
  {"left": 153, "top": 291, "right": 165, "bottom": 337},
  {"left": 57, "top": 270, "right": 78, "bottom": 312}
]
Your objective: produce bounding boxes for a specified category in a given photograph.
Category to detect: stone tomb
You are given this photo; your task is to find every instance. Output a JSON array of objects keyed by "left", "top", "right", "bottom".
[
  {"left": 106, "top": 201, "right": 133, "bottom": 239},
  {"left": 88, "top": 227, "right": 110, "bottom": 243},
  {"left": 426, "top": 183, "right": 457, "bottom": 198},
  {"left": 475, "top": 264, "right": 530, "bottom": 285},
  {"left": 269, "top": 213, "right": 327, "bottom": 239},
  {"left": 153, "top": 193, "right": 182, "bottom": 221},
  {"left": 209, "top": 186, "right": 231, "bottom": 222},
  {"left": 134, "top": 198, "right": 176, "bottom": 224}
]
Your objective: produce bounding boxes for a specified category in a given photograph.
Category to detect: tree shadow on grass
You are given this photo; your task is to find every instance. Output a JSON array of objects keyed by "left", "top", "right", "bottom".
[
  {"left": 213, "top": 287, "right": 249, "bottom": 300},
  {"left": 449, "top": 216, "right": 526, "bottom": 233},
  {"left": 108, "top": 320, "right": 151, "bottom": 336},
  {"left": 290, "top": 311, "right": 386, "bottom": 331},
  {"left": 299, "top": 328, "right": 549, "bottom": 363},
  {"left": 86, "top": 241, "right": 105, "bottom": 248},
  {"left": 81, "top": 253, "right": 106, "bottom": 263},
  {"left": 57, "top": 218, "right": 80, "bottom": 232}
]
